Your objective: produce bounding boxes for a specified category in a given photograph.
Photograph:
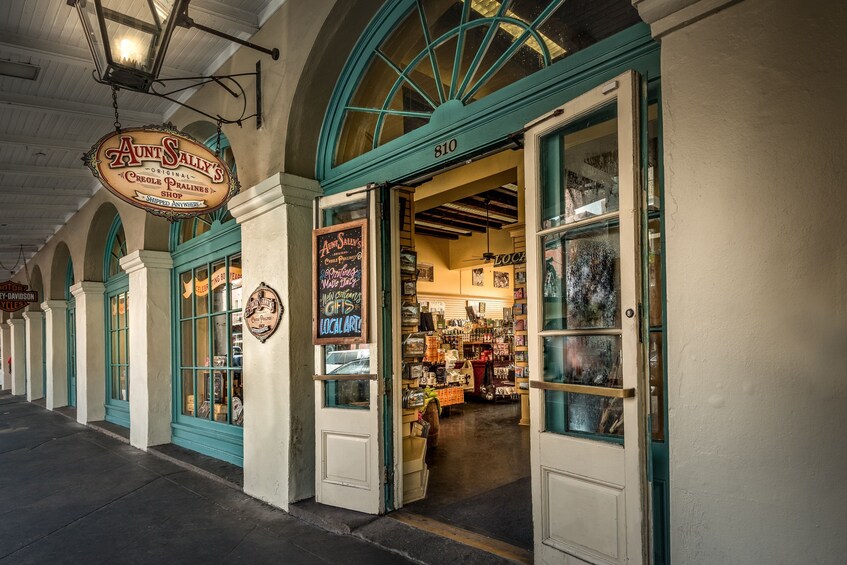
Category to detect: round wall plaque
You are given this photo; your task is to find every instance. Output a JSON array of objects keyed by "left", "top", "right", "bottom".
[{"left": 244, "top": 282, "right": 283, "bottom": 343}]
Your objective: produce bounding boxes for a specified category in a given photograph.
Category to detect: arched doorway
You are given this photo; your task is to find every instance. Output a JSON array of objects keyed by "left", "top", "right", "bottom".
[{"left": 311, "top": 1, "right": 668, "bottom": 563}]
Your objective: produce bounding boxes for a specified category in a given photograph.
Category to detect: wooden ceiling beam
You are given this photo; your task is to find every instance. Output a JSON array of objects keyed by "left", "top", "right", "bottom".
[{"left": 414, "top": 226, "right": 459, "bottom": 240}]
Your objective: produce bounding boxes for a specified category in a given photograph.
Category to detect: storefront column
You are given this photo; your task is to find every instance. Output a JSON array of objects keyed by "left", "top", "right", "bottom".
[
  {"left": 0, "top": 318, "right": 10, "bottom": 390},
  {"left": 229, "top": 172, "right": 322, "bottom": 510},
  {"left": 7, "top": 318, "right": 26, "bottom": 395},
  {"left": 120, "top": 250, "right": 173, "bottom": 450},
  {"left": 71, "top": 282, "right": 106, "bottom": 424},
  {"left": 42, "top": 301, "right": 68, "bottom": 409},
  {"left": 22, "top": 311, "right": 44, "bottom": 401}
]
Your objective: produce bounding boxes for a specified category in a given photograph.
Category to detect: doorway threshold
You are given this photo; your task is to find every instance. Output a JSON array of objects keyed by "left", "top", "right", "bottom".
[{"left": 289, "top": 498, "right": 531, "bottom": 564}]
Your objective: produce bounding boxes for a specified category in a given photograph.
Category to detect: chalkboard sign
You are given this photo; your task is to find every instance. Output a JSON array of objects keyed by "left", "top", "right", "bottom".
[{"left": 313, "top": 219, "right": 369, "bottom": 344}]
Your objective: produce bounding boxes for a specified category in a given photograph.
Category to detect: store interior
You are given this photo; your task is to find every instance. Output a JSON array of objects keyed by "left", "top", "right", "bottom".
[{"left": 396, "top": 151, "right": 533, "bottom": 551}]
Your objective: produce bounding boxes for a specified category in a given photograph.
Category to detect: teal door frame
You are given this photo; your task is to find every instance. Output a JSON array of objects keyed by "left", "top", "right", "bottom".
[{"left": 104, "top": 217, "right": 130, "bottom": 428}]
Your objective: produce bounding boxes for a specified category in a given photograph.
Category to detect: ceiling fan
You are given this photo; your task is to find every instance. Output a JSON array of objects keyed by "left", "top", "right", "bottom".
[{"left": 465, "top": 198, "right": 497, "bottom": 263}]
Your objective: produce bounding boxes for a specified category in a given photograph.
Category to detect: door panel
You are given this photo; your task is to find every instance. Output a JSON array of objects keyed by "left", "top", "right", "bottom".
[
  {"left": 526, "top": 71, "right": 646, "bottom": 565},
  {"left": 314, "top": 190, "right": 385, "bottom": 515}
]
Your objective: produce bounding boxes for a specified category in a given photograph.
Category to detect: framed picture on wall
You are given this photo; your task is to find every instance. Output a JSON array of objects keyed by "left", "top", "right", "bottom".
[
  {"left": 403, "top": 333, "right": 425, "bottom": 358},
  {"left": 472, "top": 267, "right": 484, "bottom": 286},
  {"left": 417, "top": 263, "right": 434, "bottom": 282},
  {"left": 402, "top": 280, "right": 417, "bottom": 296},
  {"left": 494, "top": 271, "right": 510, "bottom": 288},
  {"left": 401, "top": 302, "right": 420, "bottom": 326},
  {"left": 515, "top": 269, "right": 527, "bottom": 284},
  {"left": 400, "top": 249, "right": 417, "bottom": 275}
]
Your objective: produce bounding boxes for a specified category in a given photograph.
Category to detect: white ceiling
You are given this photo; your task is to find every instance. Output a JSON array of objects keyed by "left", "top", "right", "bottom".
[{"left": 0, "top": 0, "right": 285, "bottom": 276}]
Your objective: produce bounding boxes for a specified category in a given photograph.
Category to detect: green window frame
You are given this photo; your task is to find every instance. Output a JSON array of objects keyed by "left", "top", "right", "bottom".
[
  {"left": 66, "top": 259, "right": 77, "bottom": 408},
  {"left": 170, "top": 133, "right": 245, "bottom": 466},
  {"left": 104, "top": 216, "right": 130, "bottom": 428}
]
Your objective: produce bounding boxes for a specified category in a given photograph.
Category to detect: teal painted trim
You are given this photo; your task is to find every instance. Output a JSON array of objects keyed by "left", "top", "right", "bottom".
[
  {"left": 374, "top": 49, "right": 438, "bottom": 110},
  {"left": 646, "top": 79, "right": 670, "bottom": 565},
  {"left": 104, "top": 215, "right": 129, "bottom": 428},
  {"left": 66, "top": 258, "right": 77, "bottom": 407},
  {"left": 461, "top": 0, "right": 562, "bottom": 102},
  {"left": 319, "top": 22, "right": 658, "bottom": 193},
  {"left": 415, "top": 0, "right": 445, "bottom": 104},
  {"left": 172, "top": 422, "right": 243, "bottom": 466},
  {"left": 455, "top": 0, "right": 511, "bottom": 98},
  {"left": 105, "top": 402, "right": 130, "bottom": 428},
  {"left": 380, "top": 188, "right": 394, "bottom": 511}
]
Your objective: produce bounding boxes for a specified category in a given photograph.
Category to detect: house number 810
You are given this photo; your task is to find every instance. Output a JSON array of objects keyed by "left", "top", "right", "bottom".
[{"left": 434, "top": 139, "right": 457, "bottom": 158}]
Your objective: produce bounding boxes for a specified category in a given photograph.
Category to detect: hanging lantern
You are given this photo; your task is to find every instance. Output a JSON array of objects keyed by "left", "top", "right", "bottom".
[{"left": 67, "top": 0, "right": 186, "bottom": 93}]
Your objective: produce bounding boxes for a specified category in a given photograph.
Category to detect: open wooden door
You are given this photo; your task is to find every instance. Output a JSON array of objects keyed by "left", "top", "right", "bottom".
[
  {"left": 525, "top": 71, "right": 649, "bottom": 564},
  {"left": 313, "top": 189, "right": 386, "bottom": 514}
]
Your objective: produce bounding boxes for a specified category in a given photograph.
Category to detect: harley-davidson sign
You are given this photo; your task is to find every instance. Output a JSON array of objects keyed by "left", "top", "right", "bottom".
[
  {"left": 0, "top": 280, "right": 38, "bottom": 313},
  {"left": 83, "top": 123, "right": 239, "bottom": 220}
]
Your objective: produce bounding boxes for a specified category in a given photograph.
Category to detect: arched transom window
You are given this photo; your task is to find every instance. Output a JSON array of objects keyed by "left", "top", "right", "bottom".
[{"left": 335, "top": 0, "right": 641, "bottom": 165}]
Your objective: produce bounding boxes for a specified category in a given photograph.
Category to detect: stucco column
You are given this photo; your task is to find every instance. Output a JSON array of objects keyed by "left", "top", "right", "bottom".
[
  {"left": 71, "top": 282, "right": 106, "bottom": 424},
  {"left": 42, "top": 301, "right": 68, "bottom": 409},
  {"left": 229, "top": 172, "right": 322, "bottom": 510},
  {"left": 0, "top": 321, "right": 10, "bottom": 390},
  {"left": 22, "top": 310, "right": 44, "bottom": 401},
  {"left": 120, "top": 250, "right": 173, "bottom": 450},
  {"left": 8, "top": 318, "right": 26, "bottom": 395}
]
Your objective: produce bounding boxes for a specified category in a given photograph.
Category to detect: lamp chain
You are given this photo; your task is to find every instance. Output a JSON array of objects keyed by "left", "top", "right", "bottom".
[
  {"left": 215, "top": 118, "right": 223, "bottom": 157},
  {"left": 112, "top": 86, "right": 122, "bottom": 133}
]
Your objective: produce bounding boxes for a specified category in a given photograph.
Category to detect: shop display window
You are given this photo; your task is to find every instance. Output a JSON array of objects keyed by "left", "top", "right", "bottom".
[
  {"left": 104, "top": 217, "right": 130, "bottom": 414},
  {"left": 178, "top": 253, "right": 244, "bottom": 426}
]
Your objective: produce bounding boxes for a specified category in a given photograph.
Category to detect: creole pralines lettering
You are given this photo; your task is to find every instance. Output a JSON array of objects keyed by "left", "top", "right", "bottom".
[
  {"left": 245, "top": 283, "right": 283, "bottom": 343},
  {"left": 313, "top": 219, "right": 368, "bottom": 345},
  {"left": 0, "top": 281, "right": 38, "bottom": 313},
  {"left": 82, "top": 122, "right": 240, "bottom": 221}
]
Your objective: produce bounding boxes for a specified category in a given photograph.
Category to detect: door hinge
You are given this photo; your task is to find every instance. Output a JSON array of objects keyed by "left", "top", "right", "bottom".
[
  {"left": 382, "top": 289, "right": 390, "bottom": 308},
  {"left": 384, "top": 467, "right": 394, "bottom": 487}
]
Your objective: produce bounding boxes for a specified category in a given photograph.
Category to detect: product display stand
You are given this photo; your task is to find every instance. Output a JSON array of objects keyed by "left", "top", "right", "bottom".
[{"left": 508, "top": 223, "right": 531, "bottom": 426}]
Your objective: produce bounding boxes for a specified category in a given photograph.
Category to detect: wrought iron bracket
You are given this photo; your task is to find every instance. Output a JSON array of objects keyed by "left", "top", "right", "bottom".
[{"left": 93, "top": 61, "right": 265, "bottom": 129}]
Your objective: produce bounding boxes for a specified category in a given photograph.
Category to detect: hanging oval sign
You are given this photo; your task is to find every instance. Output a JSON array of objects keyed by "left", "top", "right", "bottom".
[
  {"left": 0, "top": 280, "right": 38, "bottom": 313},
  {"left": 244, "top": 282, "right": 283, "bottom": 343},
  {"left": 82, "top": 123, "right": 239, "bottom": 221}
]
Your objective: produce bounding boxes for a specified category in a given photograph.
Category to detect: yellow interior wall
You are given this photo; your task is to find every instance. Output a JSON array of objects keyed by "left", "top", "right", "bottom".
[{"left": 416, "top": 234, "right": 513, "bottom": 299}]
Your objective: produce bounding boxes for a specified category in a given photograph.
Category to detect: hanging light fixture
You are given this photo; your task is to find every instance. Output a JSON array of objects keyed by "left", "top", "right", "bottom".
[{"left": 68, "top": 0, "right": 279, "bottom": 93}]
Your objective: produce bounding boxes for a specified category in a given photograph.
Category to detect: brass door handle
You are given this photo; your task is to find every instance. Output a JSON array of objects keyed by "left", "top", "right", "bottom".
[{"left": 530, "top": 380, "right": 635, "bottom": 398}]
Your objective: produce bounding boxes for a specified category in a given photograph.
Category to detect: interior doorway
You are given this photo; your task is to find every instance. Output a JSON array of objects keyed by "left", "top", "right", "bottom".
[{"left": 393, "top": 150, "right": 534, "bottom": 555}]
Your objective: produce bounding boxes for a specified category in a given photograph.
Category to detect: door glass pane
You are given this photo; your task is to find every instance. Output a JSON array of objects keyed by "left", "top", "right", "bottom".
[
  {"left": 323, "top": 344, "right": 371, "bottom": 409},
  {"left": 211, "top": 259, "right": 227, "bottom": 312},
  {"left": 119, "top": 366, "right": 128, "bottom": 401},
  {"left": 213, "top": 371, "right": 228, "bottom": 423},
  {"left": 541, "top": 104, "right": 618, "bottom": 229},
  {"left": 195, "top": 266, "right": 209, "bottom": 316},
  {"left": 180, "top": 270, "right": 193, "bottom": 318},
  {"left": 182, "top": 370, "right": 194, "bottom": 416},
  {"left": 647, "top": 103, "right": 660, "bottom": 212},
  {"left": 542, "top": 223, "right": 621, "bottom": 330},
  {"left": 323, "top": 199, "right": 368, "bottom": 226},
  {"left": 543, "top": 335, "right": 623, "bottom": 439},
  {"left": 649, "top": 332, "right": 664, "bottom": 442},
  {"left": 196, "top": 317, "right": 209, "bottom": 368},
  {"left": 648, "top": 219, "right": 663, "bottom": 328},
  {"left": 110, "top": 296, "right": 118, "bottom": 327},
  {"left": 117, "top": 294, "right": 126, "bottom": 329},
  {"left": 229, "top": 255, "right": 243, "bottom": 310}
]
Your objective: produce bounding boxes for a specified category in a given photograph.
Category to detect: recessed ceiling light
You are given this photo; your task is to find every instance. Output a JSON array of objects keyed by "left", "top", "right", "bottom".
[{"left": 0, "top": 60, "right": 40, "bottom": 81}]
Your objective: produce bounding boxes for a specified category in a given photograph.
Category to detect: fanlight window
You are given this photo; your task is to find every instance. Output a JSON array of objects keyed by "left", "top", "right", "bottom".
[{"left": 335, "top": 0, "right": 641, "bottom": 165}]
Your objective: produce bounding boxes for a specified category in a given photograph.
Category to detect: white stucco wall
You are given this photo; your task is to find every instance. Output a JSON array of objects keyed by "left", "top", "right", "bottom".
[{"left": 661, "top": 0, "right": 847, "bottom": 562}]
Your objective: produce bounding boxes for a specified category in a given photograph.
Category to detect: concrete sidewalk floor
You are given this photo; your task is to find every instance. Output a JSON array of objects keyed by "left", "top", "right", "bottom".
[{"left": 0, "top": 392, "right": 412, "bottom": 565}]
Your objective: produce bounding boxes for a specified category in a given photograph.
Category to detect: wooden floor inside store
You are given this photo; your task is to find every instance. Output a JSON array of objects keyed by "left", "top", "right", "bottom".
[{"left": 404, "top": 400, "right": 531, "bottom": 552}]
